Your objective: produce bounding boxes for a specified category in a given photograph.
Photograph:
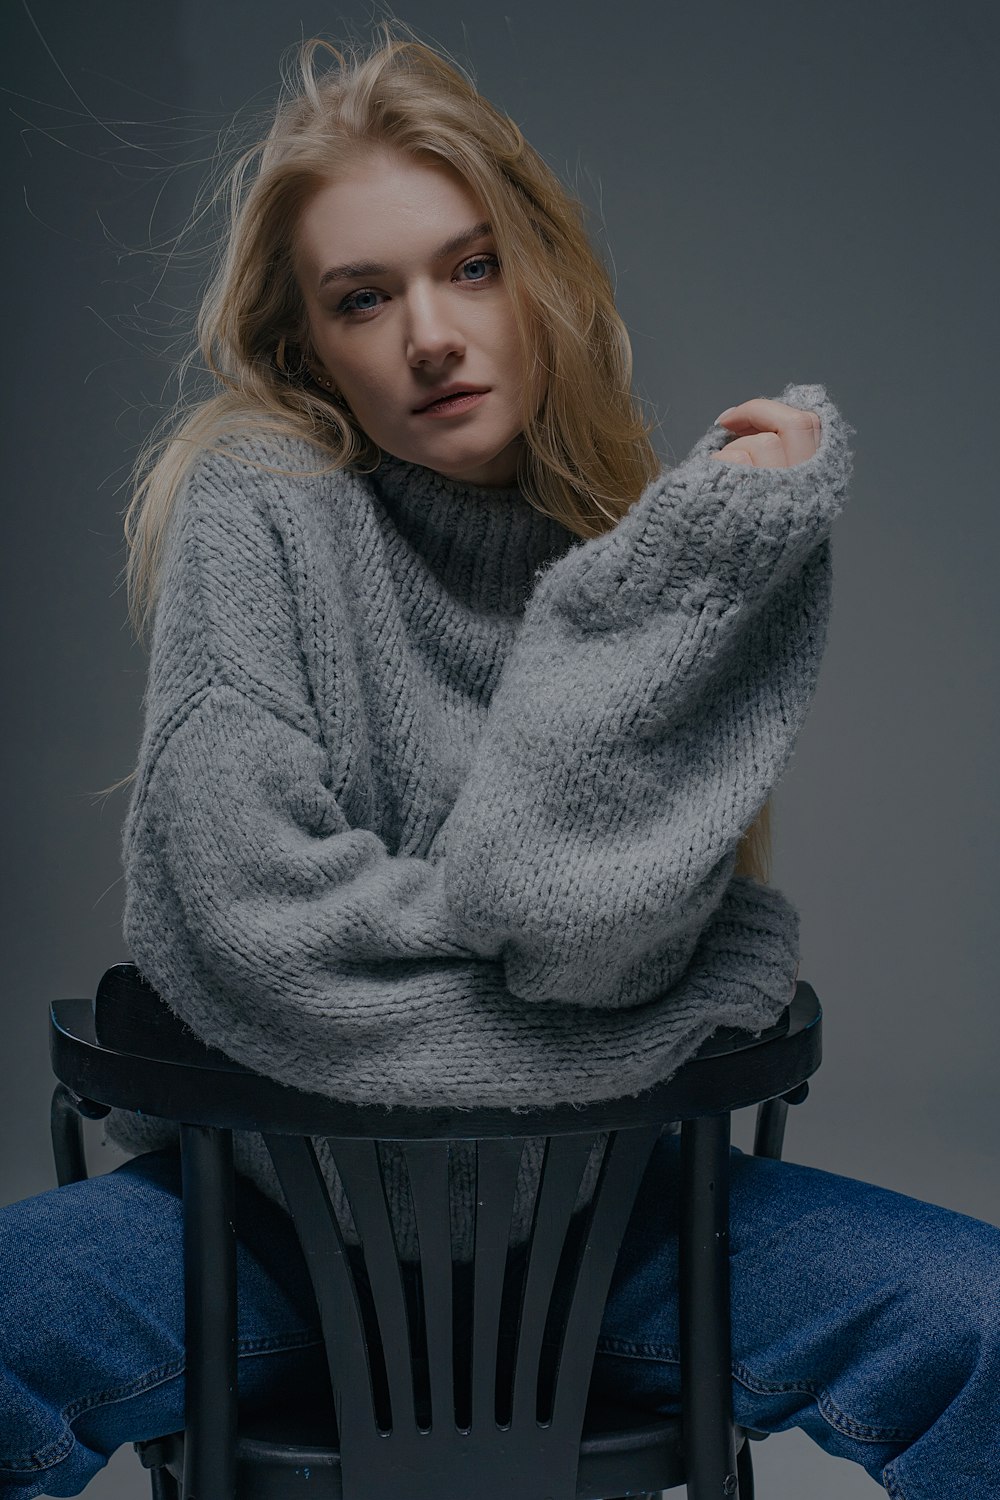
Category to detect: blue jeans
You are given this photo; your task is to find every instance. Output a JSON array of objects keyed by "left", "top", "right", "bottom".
[{"left": 0, "top": 1138, "right": 996, "bottom": 1498}]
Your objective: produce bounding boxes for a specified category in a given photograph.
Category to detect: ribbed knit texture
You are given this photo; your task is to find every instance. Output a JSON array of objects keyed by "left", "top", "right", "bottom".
[{"left": 102, "top": 379, "right": 855, "bottom": 1260}]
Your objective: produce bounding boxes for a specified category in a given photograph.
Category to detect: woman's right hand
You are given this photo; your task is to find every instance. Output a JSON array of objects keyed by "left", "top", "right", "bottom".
[{"left": 712, "top": 397, "right": 822, "bottom": 468}]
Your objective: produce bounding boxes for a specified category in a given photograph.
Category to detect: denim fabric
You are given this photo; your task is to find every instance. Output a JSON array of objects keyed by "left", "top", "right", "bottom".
[
  {"left": 0, "top": 1138, "right": 996, "bottom": 1499},
  {"left": 590, "top": 1139, "right": 1000, "bottom": 1499}
]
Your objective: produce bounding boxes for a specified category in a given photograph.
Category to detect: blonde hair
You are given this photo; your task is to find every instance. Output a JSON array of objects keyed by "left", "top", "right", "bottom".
[{"left": 105, "top": 18, "right": 772, "bottom": 883}]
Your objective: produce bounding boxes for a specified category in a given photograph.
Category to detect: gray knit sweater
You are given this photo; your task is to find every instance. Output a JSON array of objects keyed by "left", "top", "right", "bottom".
[{"left": 102, "top": 379, "right": 854, "bottom": 1259}]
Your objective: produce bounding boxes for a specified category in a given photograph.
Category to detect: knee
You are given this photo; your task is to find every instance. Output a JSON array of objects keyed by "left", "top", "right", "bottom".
[
  {"left": 0, "top": 1231, "right": 74, "bottom": 1381},
  {"left": 891, "top": 1209, "right": 1000, "bottom": 1379}
]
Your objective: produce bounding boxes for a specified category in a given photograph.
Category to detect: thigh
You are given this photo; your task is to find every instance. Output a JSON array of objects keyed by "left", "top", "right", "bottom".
[
  {"left": 593, "top": 1135, "right": 1000, "bottom": 1437},
  {"left": 0, "top": 1148, "right": 328, "bottom": 1498}
]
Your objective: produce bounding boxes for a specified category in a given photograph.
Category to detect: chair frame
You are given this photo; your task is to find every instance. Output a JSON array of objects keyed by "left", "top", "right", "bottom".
[{"left": 48, "top": 964, "right": 821, "bottom": 1500}]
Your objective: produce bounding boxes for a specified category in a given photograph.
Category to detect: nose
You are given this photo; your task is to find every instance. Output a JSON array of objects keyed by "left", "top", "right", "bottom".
[{"left": 404, "top": 281, "right": 466, "bottom": 370}]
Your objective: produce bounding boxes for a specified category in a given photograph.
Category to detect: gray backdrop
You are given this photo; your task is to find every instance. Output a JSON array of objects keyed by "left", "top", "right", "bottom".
[{"left": 4, "top": 2, "right": 997, "bottom": 1496}]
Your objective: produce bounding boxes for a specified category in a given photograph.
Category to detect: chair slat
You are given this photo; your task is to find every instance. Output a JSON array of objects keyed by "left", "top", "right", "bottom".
[
  {"left": 330, "top": 1137, "right": 417, "bottom": 1432},
  {"left": 470, "top": 1136, "right": 525, "bottom": 1430},
  {"left": 262, "top": 1134, "right": 377, "bottom": 1437},
  {"left": 404, "top": 1141, "right": 454, "bottom": 1431},
  {"left": 550, "top": 1124, "right": 662, "bottom": 1432},
  {"left": 511, "top": 1133, "right": 597, "bottom": 1430}
]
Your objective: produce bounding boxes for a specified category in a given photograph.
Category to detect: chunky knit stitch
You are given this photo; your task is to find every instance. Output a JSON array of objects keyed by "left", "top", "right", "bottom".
[{"left": 102, "top": 379, "right": 855, "bottom": 1259}]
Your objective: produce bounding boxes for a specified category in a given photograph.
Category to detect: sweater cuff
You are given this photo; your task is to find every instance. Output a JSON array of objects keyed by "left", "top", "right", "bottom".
[
  {"left": 688, "top": 875, "right": 801, "bottom": 1008},
  {"left": 535, "top": 381, "right": 854, "bottom": 633}
]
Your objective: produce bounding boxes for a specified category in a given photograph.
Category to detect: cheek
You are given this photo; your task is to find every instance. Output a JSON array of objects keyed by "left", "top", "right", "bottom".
[
  {"left": 489, "top": 315, "right": 520, "bottom": 376},
  {"left": 307, "top": 316, "right": 339, "bottom": 368},
  {"left": 341, "top": 366, "right": 397, "bottom": 418},
  {"left": 500, "top": 337, "right": 526, "bottom": 404},
  {"left": 310, "top": 330, "right": 369, "bottom": 396},
  {"left": 498, "top": 311, "right": 524, "bottom": 376}
]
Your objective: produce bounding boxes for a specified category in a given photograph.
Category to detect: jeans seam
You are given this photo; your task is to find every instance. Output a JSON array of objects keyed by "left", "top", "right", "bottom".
[
  {"left": 731, "top": 1358, "right": 920, "bottom": 1444},
  {"left": 881, "top": 1460, "right": 907, "bottom": 1499},
  {"left": 0, "top": 1427, "right": 75, "bottom": 1476},
  {"left": 594, "top": 1335, "right": 678, "bottom": 1361},
  {"left": 592, "top": 1338, "right": 918, "bottom": 1447},
  {"left": 0, "top": 1330, "right": 324, "bottom": 1475}
]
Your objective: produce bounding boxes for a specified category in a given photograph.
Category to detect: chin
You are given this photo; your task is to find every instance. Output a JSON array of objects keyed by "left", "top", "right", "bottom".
[
  {"left": 377, "top": 419, "right": 524, "bottom": 485},
  {"left": 447, "top": 450, "right": 522, "bottom": 488},
  {"left": 427, "top": 430, "right": 523, "bottom": 472}
]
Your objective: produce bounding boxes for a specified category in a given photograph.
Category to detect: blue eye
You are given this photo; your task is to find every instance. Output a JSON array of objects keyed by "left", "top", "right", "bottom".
[
  {"left": 339, "top": 288, "right": 381, "bottom": 314},
  {"left": 337, "top": 253, "right": 501, "bottom": 316},
  {"left": 460, "top": 253, "right": 501, "bottom": 282}
]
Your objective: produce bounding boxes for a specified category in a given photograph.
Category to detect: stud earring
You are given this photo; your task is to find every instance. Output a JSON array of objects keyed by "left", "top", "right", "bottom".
[{"left": 313, "top": 369, "right": 342, "bottom": 400}]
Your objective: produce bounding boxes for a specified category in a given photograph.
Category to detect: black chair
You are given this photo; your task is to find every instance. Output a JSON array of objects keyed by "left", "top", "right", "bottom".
[{"left": 49, "top": 963, "right": 821, "bottom": 1500}]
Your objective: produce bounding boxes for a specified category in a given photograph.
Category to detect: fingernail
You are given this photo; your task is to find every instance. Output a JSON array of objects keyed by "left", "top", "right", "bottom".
[{"left": 715, "top": 408, "right": 734, "bottom": 423}]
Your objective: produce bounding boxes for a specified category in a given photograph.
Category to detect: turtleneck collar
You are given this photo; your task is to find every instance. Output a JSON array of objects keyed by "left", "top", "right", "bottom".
[{"left": 365, "top": 449, "right": 579, "bottom": 614}]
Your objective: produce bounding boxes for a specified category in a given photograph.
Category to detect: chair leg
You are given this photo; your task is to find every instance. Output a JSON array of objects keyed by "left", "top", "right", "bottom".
[
  {"left": 754, "top": 1082, "right": 811, "bottom": 1162},
  {"left": 736, "top": 1436, "right": 755, "bottom": 1499},
  {"left": 50, "top": 1083, "right": 108, "bottom": 1186},
  {"left": 134, "top": 1437, "right": 180, "bottom": 1498},
  {"left": 679, "top": 1114, "right": 738, "bottom": 1500},
  {"left": 149, "top": 1466, "right": 180, "bottom": 1499},
  {"left": 752, "top": 1096, "right": 789, "bottom": 1161},
  {"left": 180, "top": 1124, "right": 238, "bottom": 1500}
]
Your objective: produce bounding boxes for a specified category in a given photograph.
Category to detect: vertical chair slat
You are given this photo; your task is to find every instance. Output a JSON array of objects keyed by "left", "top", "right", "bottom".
[
  {"left": 330, "top": 1137, "right": 417, "bottom": 1432},
  {"left": 549, "top": 1124, "right": 662, "bottom": 1434},
  {"left": 470, "top": 1137, "right": 525, "bottom": 1430},
  {"left": 404, "top": 1141, "right": 455, "bottom": 1432},
  {"left": 262, "top": 1134, "right": 377, "bottom": 1439},
  {"left": 510, "top": 1133, "right": 597, "bottom": 1430}
]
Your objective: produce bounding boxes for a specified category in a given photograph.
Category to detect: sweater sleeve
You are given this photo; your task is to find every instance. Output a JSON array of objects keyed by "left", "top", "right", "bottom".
[
  {"left": 118, "top": 676, "right": 799, "bottom": 1113},
  {"left": 112, "top": 378, "right": 849, "bottom": 1110},
  {"left": 436, "top": 379, "right": 854, "bottom": 1007}
]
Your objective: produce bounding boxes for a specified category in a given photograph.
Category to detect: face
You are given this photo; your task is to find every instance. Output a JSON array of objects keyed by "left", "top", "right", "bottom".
[{"left": 293, "top": 150, "right": 527, "bottom": 488}]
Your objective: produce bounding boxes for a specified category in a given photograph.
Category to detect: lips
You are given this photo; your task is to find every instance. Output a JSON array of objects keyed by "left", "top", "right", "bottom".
[{"left": 414, "top": 385, "right": 489, "bottom": 411}]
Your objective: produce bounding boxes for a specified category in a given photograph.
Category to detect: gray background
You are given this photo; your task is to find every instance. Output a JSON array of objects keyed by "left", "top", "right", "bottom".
[{"left": 4, "top": 1, "right": 997, "bottom": 1496}]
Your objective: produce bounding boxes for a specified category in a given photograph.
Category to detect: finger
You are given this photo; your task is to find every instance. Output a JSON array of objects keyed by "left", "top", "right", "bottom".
[
  {"left": 717, "top": 399, "right": 820, "bottom": 467},
  {"left": 711, "top": 433, "right": 785, "bottom": 467},
  {"left": 716, "top": 397, "right": 821, "bottom": 467}
]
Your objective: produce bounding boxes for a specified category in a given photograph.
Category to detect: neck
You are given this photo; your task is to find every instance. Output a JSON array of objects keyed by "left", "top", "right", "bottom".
[
  {"left": 367, "top": 449, "right": 578, "bottom": 615},
  {"left": 424, "top": 434, "right": 525, "bottom": 489}
]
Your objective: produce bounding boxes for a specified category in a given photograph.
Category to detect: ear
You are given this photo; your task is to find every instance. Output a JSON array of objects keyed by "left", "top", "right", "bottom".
[
  {"left": 288, "top": 329, "right": 322, "bottom": 385},
  {"left": 274, "top": 335, "right": 318, "bottom": 384}
]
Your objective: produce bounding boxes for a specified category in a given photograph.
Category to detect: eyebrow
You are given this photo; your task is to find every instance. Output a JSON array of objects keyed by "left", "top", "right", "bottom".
[{"left": 316, "top": 220, "right": 493, "bottom": 291}]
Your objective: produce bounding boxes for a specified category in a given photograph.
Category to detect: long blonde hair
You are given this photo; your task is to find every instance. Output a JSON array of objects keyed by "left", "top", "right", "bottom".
[{"left": 106, "top": 19, "right": 772, "bottom": 883}]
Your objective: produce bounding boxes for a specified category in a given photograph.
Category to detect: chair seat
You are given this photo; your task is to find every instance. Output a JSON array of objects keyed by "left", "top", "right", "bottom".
[{"left": 143, "top": 1394, "right": 690, "bottom": 1498}]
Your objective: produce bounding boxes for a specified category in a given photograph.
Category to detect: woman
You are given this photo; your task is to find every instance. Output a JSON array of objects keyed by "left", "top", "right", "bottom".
[{"left": 1, "top": 25, "right": 996, "bottom": 1498}]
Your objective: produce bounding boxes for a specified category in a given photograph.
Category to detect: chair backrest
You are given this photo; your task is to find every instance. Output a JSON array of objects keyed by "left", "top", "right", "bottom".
[
  {"left": 52, "top": 969, "right": 821, "bottom": 1499},
  {"left": 262, "top": 1123, "right": 662, "bottom": 1500}
]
